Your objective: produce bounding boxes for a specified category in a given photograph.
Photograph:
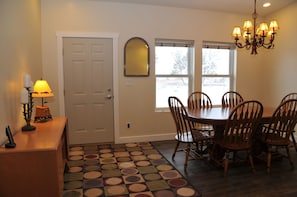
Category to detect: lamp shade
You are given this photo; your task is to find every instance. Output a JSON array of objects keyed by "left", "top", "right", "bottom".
[
  {"left": 32, "top": 79, "right": 54, "bottom": 98},
  {"left": 243, "top": 20, "right": 253, "bottom": 32},
  {"left": 232, "top": 27, "right": 241, "bottom": 38},
  {"left": 269, "top": 20, "right": 279, "bottom": 32}
]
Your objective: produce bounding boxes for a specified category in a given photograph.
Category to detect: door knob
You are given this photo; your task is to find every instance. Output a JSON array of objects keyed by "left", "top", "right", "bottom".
[{"left": 105, "top": 95, "right": 113, "bottom": 99}]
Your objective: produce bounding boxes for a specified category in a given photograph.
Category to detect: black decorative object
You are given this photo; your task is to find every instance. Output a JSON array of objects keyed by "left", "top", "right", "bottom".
[{"left": 5, "top": 126, "right": 16, "bottom": 148}]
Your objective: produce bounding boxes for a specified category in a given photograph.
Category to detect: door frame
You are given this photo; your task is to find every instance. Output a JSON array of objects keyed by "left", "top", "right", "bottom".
[{"left": 56, "top": 32, "right": 120, "bottom": 143}]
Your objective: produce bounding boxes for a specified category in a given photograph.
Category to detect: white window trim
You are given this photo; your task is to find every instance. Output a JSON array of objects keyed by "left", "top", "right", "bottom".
[
  {"left": 202, "top": 41, "right": 237, "bottom": 106},
  {"left": 155, "top": 39, "right": 195, "bottom": 111}
]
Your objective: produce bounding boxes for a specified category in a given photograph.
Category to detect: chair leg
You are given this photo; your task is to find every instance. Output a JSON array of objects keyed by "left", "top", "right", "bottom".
[
  {"left": 248, "top": 150, "right": 256, "bottom": 173},
  {"left": 184, "top": 144, "right": 191, "bottom": 170},
  {"left": 172, "top": 141, "right": 180, "bottom": 160},
  {"left": 195, "top": 141, "right": 202, "bottom": 153},
  {"left": 200, "top": 140, "right": 204, "bottom": 153},
  {"left": 291, "top": 132, "right": 297, "bottom": 152},
  {"left": 286, "top": 146, "right": 294, "bottom": 170},
  {"left": 224, "top": 150, "right": 230, "bottom": 177},
  {"left": 267, "top": 146, "right": 272, "bottom": 174}
]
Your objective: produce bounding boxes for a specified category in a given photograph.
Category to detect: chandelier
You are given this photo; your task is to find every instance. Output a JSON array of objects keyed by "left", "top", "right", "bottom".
[{"left": 232, "top": 0, "right": 279, "bottom": 54}]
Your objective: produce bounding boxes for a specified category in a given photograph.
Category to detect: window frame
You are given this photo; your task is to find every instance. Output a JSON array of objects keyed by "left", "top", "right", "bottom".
[
  {"left": 201, "top": 41, "right": 237, "bottom": 106},
  {"left": 155, "top": 39, "right": 195, "bottom": 111}
]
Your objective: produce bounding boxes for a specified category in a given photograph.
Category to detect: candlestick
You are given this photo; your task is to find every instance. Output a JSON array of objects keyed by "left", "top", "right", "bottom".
[{"left": 21, "top": 87, "right": 36, "bottom": 131}]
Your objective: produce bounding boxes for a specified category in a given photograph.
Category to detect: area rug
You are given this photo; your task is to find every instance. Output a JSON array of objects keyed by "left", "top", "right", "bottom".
[{"left": 63, "top": 142, "right": 201, "bottom": 197}]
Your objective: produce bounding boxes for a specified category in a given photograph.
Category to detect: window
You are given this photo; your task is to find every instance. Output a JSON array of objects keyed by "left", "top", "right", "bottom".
[
  {"left": 155, "top": 39, "right": 194, "bottom": 109},
  {"left": 202, "top": 41, "right": 236, "bottom": 106}
]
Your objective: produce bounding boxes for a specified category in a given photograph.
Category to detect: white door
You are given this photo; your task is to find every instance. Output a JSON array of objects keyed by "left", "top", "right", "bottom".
[{"left": 63, "top": 37, "right": 114, "bottom": 144}]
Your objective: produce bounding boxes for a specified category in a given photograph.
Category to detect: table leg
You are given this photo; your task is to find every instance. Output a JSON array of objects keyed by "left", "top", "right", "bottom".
[{"left": 209, "top": 124, "right": 225, "bottom": 161}]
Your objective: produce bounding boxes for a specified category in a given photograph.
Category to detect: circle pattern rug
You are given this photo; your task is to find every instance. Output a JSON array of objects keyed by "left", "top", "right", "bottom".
[
  {"left": 168, "top": 178, "right": 188, "bottom": 188},
  {"left": 84, "top": 159, "right": 99, "bottom": 166},
  {"left": 83, "top": 171, "right": 102, "bottom": 179},
  {"left": 68, "top": 166, "right": 83, "bottom": 173},
  {"left": 121, "top": 167, "right": 139, "bottom": 175},
  {"left": 105, "top": 177, "right": 123, "bottom": 185},
  {"left": 83, "top": 178, "right": 104, "bottom": 189},
  {"left": 84, "top": 188, "right": 103, "bottom": 197},
  {"left": 69, "top": 150, "right": 84, "bottom": 156},
  {"left": 84, "top": 165, "right": 100, "bottom": 172},
  {"left": 100, "top": 153, "right": 113, "bottom": 158},
  {"left": 63, "top": 142, "right": 201, "bottom": 197},
  {"left": 70, "top": 146, "right": 83, "bottom": 151}
]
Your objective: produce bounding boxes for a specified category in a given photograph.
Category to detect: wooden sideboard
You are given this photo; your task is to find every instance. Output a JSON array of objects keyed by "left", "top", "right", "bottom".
[{"left": 0, "top": 117, "right": 68, "bottom": 197}]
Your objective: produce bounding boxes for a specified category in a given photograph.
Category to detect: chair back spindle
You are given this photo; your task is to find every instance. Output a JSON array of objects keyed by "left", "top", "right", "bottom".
[
  {"left": 188, "top": 91, "right": 212, "bottom": 110},
  {"left": 222, "top": 91, "right": 244, "bottom": 108},
  {"left": 222, "top": 100, "right": 263, "bottom": 146},
  {"left": 281, "top": 93, "right": 297, "bottom": 103},
  {"left": 264, "top": 99, "right": 297, "bottom": 142}
]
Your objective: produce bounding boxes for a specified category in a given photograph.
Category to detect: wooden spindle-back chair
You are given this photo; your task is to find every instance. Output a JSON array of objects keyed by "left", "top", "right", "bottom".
[
  {"left": 212, "top": 100, "right": 263, "bottom": 176},
  {"left": 260, "top": 99, "right": 297, "bottom": 173},
  {"left": 221, "top": 91, "right": 244, "bottom": 108},
  {"left": 168, "top": 96, "right": 211, "bottom": 170}
]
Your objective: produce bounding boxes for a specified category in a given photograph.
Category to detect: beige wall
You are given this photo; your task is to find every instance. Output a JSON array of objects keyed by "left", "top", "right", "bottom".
[
  {"left": 0, "top": 0, "right": 42, "bottom": 144},
  {"left": 259, "top": 2, "right": 297, "bottom": 106},
  {"left": 40, "top": 0, "right": 297, "bottom": 143}
]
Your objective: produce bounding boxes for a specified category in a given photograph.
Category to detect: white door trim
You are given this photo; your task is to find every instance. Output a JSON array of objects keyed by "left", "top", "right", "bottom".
[{"left": 56, "top": 32, "right": 120, "bottom": 143}]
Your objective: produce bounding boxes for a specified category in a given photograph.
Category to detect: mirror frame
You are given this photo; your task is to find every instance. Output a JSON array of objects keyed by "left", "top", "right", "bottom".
[{"left": 124, "top": 37, "right": 150, "bottom": 77}]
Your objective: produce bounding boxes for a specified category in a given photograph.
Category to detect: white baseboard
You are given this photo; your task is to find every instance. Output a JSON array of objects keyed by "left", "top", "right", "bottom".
[{"left": 115, "top": 133, "right": 175, "bottom": 144}]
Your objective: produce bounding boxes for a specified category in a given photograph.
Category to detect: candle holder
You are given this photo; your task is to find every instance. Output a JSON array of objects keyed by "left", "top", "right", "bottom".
[{"left": 22, "top": 87, "right": 36, "bottom": 131}]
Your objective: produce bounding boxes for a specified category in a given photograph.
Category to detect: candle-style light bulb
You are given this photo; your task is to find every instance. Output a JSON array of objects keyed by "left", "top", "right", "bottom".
[
  {"left": 23, "top": 74, "right": 31, "bottom": 88},
  {"left": 21, "top": 88, "right": 29, "bottom": 104}
]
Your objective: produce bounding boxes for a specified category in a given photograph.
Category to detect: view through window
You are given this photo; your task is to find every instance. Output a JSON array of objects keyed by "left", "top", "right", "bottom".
[
  {"left": 202, "top": 41, "right": 236, "bottom": 106},
  {"left": 155, "top": 39, "right": 194, "bottom": 109}
]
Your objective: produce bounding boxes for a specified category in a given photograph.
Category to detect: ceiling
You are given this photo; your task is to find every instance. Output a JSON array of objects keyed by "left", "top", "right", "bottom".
[{"left": 93, "top": 0, "right": 296, "bottom": 16}]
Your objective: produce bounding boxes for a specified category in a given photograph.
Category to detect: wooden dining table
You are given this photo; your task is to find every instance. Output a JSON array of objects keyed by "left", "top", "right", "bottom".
[
  {"left": 187, "top": 106, "right": 276, "bottom": 157},
  {"left": 187, "top": 106, "right": 275, "bottom": 133}
]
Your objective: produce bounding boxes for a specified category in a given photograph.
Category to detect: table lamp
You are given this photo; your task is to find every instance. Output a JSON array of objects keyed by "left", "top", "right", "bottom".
[{"left": 32, "top": 79, "right": 54, "bottom": 122}]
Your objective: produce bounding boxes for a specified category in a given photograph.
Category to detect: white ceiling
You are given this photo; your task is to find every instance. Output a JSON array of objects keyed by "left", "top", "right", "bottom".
[{"left": 93, "top": 0, "right": 296, "bottom": 16}]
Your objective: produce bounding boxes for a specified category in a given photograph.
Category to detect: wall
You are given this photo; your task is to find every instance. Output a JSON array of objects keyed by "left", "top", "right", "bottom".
[
  {"left": 237, "top": 1, "right": 297, "bottom": 107},
  {"left": 259, "top": 2, "right": 297, "bottom": 106},
  {"left": 41, "top": 0, "right": 297, "bottom": 143},
  {"left": 0, "top": 0, "right": 42, "bottom": 144}
]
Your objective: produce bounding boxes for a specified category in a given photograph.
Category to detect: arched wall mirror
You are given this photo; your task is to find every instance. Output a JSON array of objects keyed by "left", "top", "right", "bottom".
[{"left": 124, "top": 37, "right": 150, "bottom": 76}]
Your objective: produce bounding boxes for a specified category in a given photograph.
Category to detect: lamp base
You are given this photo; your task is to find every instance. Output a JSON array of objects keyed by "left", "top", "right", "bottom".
[
  {"left": 34, "top": 106, "right": 52, "bottom": 123},
  {"left": 22, "top": 125, "right": 36, "bottom": 132}
]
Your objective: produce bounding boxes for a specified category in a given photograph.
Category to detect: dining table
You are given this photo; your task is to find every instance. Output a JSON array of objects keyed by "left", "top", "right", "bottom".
[
  {"left": 187, "top": 106, "right": 275, "bottom": 132},
  {"left": 187, "top": 106, "right": 276, "bottom": 157}
]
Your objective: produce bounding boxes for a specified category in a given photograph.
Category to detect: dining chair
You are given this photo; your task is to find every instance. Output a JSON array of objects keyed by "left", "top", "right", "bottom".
[
  {"left": 221, "top": 91, "right": 244, "bottom": 108},
  {"left": 168, "top": 96, "right": 212, "bottom": 171},
  {"left": 187, "top": 91, "right": 214, "bottom": 153},
  {"left": 221, "top": 91, "right": 244, "bottom": 160},
  {"left": 211, "top": 100, "right": 263, "bottom": 176},
  {"left": 281, "top": 93, "right": 297, "bottom": 152},
  {"left": 188, "top": 91, "right": 212, "bottom": 109},
  {"left": 259, "top": 99, "right": 297, "bottom": 174}
]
